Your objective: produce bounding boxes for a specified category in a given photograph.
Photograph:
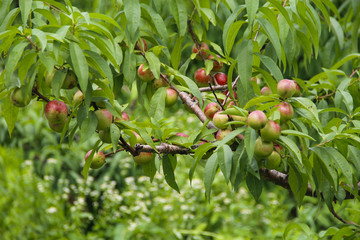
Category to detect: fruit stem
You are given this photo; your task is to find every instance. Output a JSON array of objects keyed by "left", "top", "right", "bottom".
[{"left": 32, "top": 87, "right": 50, "bottom": 102}]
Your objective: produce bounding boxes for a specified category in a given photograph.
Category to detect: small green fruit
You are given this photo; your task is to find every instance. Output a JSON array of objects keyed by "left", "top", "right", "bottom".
[
  {"left": 94, "top": 109, "right": 113, "bottom": 130},
  {"left": 266, "top": 151, "right": 281, "bottom": 169},
  {"left": 85, "top": 150, "right": 106, "bottom": 169},
  {"left": 247, "top": 110, "right": 267, "bottom": 130},
  {"left": 133, "top": 152, "right": 154, "bottom": 165},
  {"left": 10, "top": 87, "right": 31, "bottom": 107},
  {"left": 254, "top": 137, "right": 273, "bottom": 158}
]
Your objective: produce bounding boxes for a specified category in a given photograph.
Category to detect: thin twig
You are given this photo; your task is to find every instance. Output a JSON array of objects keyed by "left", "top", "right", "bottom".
[
  {"left": 44, "top": 2, "right": 62, "bottom": 12},
  {"left": 221, "top": 75, "right": 240, "bottom": 108},
  {"left": 329, "top": 206, "right": 359, "bottom": 225},
  {"left": 104, "top": 148, "right": 125, "bottom": 157},
  {"left": 208, "top": 82, "right": 225, "bottom": 110},
  {"left": 23, "top": 35, "right": 41, "bottom": 51},
  {"left": 199, "top": 85, "right": 229, "bottom": 92},
  {"left": 32, "top": 88, "right": 50, "bottom": 102}
]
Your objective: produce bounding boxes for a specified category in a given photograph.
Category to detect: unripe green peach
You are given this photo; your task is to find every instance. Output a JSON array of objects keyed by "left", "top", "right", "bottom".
[
  {"left": 260, "top": 120, "right": 281, "bottom": 142},
  {"left": 212, "top": 111, "right": 229, "bottom": 129},
  {"left": 114, "top": 111, "right": 130, "bottom": 122},
  {"left": 261, "top": 86, "right": 272, "bottom": 96},
  {"left": 73, "top": 90, "right": 84, "bottom": 105},
  {"left": 277, "top": 79, "right": 297, "bottom": 98},
  {"left": 94, "top": 109, "right": 112, "bottom": 130},
  {"left": 247, "top": 110, "right": 267, "bottom": 130},
  {"left": 85, "top": 150, "right": 106, "bottom": 169},
  {"left": 10, "top": 87, "right": 31, "bottom": 107},
  {"left": 276, "top": 102, "right": 294, "bottom": 123},
  {"left": 165, "top": 88, "right": 178, "bottom": 107},
  {"left": 152, "top": 78, "right": 168, "bottom": 90},
  {"left": 99, "top": 129, "right": 112, "bottom": 143},
  {"left": 254, "top": 137, "right": 273, "bottom": 158},
  {"left": 62, "top": 70, "right": 77, "bottom": 89},
  {"left": 137, "top": 64, "right": 154, "bottom": 82},
  {"left": 266, "top": 151, "right": 281, "bottom": 169},
  {"left": 216, "top": 129, "right": 234, "bottom": 144}
]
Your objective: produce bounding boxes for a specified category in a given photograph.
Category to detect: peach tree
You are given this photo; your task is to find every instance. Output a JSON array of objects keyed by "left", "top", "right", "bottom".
[{"left": 1, "top": 0, "right": 360, "bottom": 236}]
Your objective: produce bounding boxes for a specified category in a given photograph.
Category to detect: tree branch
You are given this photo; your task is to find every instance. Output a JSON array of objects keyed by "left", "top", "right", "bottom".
[
  {"left": 32, "top": 87, "right": 50, "bottom": 102},
  {"left": 259, "top": 168, "right": 360, "bottom": 200},
  {"left": 329, "top": 206, "right": 359, "bottom": 226}
]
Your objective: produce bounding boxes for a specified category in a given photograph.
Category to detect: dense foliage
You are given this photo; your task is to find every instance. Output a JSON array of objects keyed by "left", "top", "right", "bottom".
[{"left": 1, "top": 0, "right": 360, "bottom": 238}]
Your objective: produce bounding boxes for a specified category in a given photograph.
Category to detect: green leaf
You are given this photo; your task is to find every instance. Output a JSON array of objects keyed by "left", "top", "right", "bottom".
[
  {"left": 163, "top": 155, "right": 180, "bottom": 193},
  {"left": 330, "top": 53, "right": 360, "bottom": 70},
  {"left": 245, "top": 0, "right": 258, "bottom": 27},
  {"left": 311, "top": 147, "right": 338, "bottom": 191},
  {"left": 110, "top": 124, "right": 120, "bottom": 153},
  {"left": 19, "top": 0, "right": 32, "bottom": 26},
  {"left": 200, "top": 8, "right": 216, "bottom": 28},
  {"left": 325, "top": 147, "right": 353, "bottom": 187},
  {"left": 278, "top": 136, "right": 303, "bottom": 167},
  {"left": 281, "top": 130, "right": 315, "bottom": 141},
  {"left": 85, "top": 50, "right": 113, "bottom": 89},
  {"left": 169, "top": 0, "right": 187, "bottom": 37},
  {"left": 2, "top": 93, "right": 19, "bottom": 137},
  {"left": 237, "top": 39, "right": 254, "bottom": 107},
  {"left": 145, "top": 52, "right": 160, "bottom": 80},
  {"left": 140, "top": 4, "right": 168, "bottom": 41},
  {"left": 142, "top": 157, "right": 157, "bottom": 182},
  {"left": 149, "top": 87, "right": 166, "bottom": 120},
  {"left": 288, "top": 166, "right": 308, "bottom": 204},
  {"left": 283, "top": 223, "right": 311, "bottom": 239},
  {"left": 69, "top": 42, "right": 88, "bottom": 92},
  {"left": 330, "top": 17, "right": 344, "bottom": 48},
  {"left": 122, "top": 49, "right": 136, "bottom": 83},
  {"left": 204, "top": 152, "right": 218, "bottom": 201},
  {"left": 89, "top": 13, "right": 122, "bottom": 30},
  {"left": 244, "top": 127, "right": 256, "bottom": 163},
  {"left": 32, "top": 29, "right": 47, "bottom": 50},
  {"left": 257, "top": 17, "right": 282, "bottom": 60},
  {"left": 217, "top": 145, "right": 233, "bottom": 183},
  {"left": 124, "top": 0, "right": 140, "bottom": 41},
  {"left": 255, "top": 53, "right": 283, "bottom": 81},
  {"left": 80, "top": 111, "right": 98, "bottom": 142},
  {"left": 222, "top": 5, "right": 246, "bottom": 54},
  {"left": 5, "top": 41, "right": 29, "bottom": 86},
  {"left": 224, "top": 20, "right": 245, "bottom": 55},
  {"left": 246, "top": 173, "right": 262, "bottom": 201},
  {"left": 170, "top": 36, "right": 183, "bottom": 70},
  {"left": 51, "top": 68, "right": 67, "bottom": 99},
  {"left": 174, "top": 73, "right": 203, "bottom": 108}
]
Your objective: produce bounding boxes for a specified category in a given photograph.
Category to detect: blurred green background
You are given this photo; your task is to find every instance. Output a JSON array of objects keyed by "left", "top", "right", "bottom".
[{"left": 1, "top": 100, "right": 359, "bottom": 239}]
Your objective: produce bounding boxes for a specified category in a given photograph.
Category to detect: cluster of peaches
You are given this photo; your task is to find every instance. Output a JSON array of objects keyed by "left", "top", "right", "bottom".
[{"left": 204, "top": 79, "right": 300, "bottom": 169}]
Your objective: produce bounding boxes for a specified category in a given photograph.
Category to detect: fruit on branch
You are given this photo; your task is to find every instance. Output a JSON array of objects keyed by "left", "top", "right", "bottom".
[
  {"left": 99, "top": 129, "right": 112, "bottom": 143},
  {"left": 247, "top": 110, "right": 267, "bottom": 130},
  {"left": 214, "top": 72, "right": 228, "bottom": 85},
  {"left": 204, "top": 102, "right": 220, "bottom": 120},
  {"left": 73, "top": 90, "right": 84, "bottom": 105},
  {"left": 216, "top": 129, "right": 234, "bottom": 144},
  {"left": 44, "top": 100, "right": 68, "bottom": 123},
  {"left": 85, "top": 150, "right": 106, "bottom": 169},
  {"left": 251, "top": 77, "right": 261, "bottom": 84},
  {"left": 137, "top": 64, "right": 154, "bottom": 82},
  {"left": 276, "top": 102, "right": 294, "bottom": 123},
  {"left": 152, "top": 77, "right": 168, "bottom": 90},
  {"left": 261, "top": 86, "right": 272, "bottom": 96},
  {"left": 48, "top": 119, "right": 66, "bottom": 133},
  {"left": 277, "top": 79, "right": 297, "bottom": 98},
  {"left": 266, "top": 151, "right": 281, "bottom": 169},
  {"left": 207, "top": 55, "right": 223, "bottom": 71},
  {"left": 254, "top": 137, "right": 273, "bottom": 158},
  {"left": 194, "top": 68, "right": 212, "bottom": 86},
  {"left": 114, "top": 111, "right": 130, "bottom": 122},
  {"left": 133, "top": 152, "right": 154, "bottom": 165},
  {"left": 165, "top": 88, "right": 178, "bottom": 107},
  {"left": 212, "top": 111, "right": 229, "bottom": 129},
  {"left": 94, "top": 109, "right": 113, "bottom": 130},
  {"left": 192, "top": 42, "right": 209, "bottom": 59},
  {"left": 62, "top": 70, "right": 77, "bottom": 89},
  {"left": 10, "top": 87, "right": 31, "bottom": 107},
  {"left": 135, "top": 38, "right": 147, "bottom": 52},
  {"left": 260, "top": 120, "right": 281, "bottom": 142}
]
